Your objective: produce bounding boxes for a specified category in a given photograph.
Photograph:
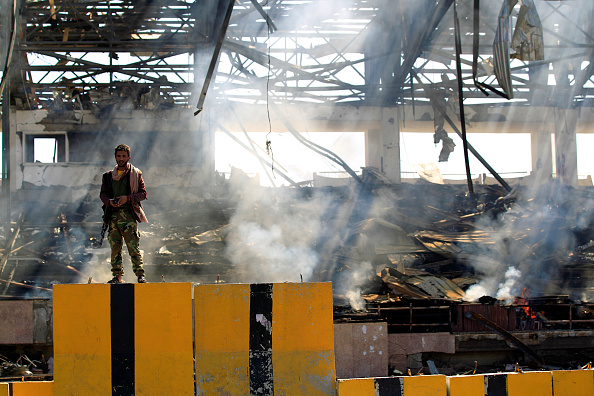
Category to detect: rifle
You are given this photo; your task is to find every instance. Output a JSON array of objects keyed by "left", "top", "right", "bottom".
[
  {"left": 98, "top": 220, "right": 108, "bottom": 247},
  {"left": 97, "top": 202, "right": 114, "bottom": 247}
]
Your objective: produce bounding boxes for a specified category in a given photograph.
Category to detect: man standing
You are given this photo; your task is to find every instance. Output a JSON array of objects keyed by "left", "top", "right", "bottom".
[{"left": 100, "top": 144, "right": 148, "bottom": 283}]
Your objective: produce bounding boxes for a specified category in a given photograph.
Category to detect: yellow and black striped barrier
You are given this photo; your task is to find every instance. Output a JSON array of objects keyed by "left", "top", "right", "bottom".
[
  {"left": 447, "top": 370, "right": 594, "bottom": 396},
  {"left": 195, "top": 282, "right": 336, "bottom": 395},
  {"left": 448, "top": 372, "right": 552, "bottom": 396},
  {"left": 337, "top": 375, "right": 447, "bottom": 396},
  {"left": 53, "top": 283, "right": 194, "bottom": 395},
  {"left": 48, "top": 281, "right": 594, "bottom": 396},
  {"left": 52, "top": 281, "right": 336, "bottom": 395},
  {"left": 337, "top": 369, "right": 594, "bottom": 396}
]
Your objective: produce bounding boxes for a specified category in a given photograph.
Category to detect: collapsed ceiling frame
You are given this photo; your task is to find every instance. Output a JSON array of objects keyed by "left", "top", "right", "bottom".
[{"left": 0, "top": 0, "right": 591, "bottom": 109}]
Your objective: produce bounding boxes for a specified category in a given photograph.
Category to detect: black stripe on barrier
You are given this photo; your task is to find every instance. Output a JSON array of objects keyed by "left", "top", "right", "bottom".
[
  {"left": 111, "top": 283, "right": 135, "bottom": 396},
  {"left": 249, "top": 283, "right": 274, "bottom": 395},
  {"left": 485, "top": 374, "right": 507, "bottom": 396},
  {"left": 375, "top": 377, "right": 403, "bottom": 396}
]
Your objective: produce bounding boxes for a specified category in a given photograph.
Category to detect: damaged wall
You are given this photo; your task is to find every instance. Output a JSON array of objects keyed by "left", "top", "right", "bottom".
[
  {"left": 12, "top": 108, "right": 211, "bottom": 193},
  {"left": 10, "top": 101, "right": 594, "bottom": 194},
  {"left": 0, "top": 299, "right": 52, "bottom": 344}
]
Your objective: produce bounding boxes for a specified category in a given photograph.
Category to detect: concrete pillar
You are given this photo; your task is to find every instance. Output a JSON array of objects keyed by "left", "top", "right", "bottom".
[
  {"left": 553, "top": 108, "right": 578, "bottom": 187},
  {"left": 200, "top": 105, "right": 215, "bottom": 185},
  {"left": 530, "top": 129, "right": 553, "bottom": 184},
  {"left": 365, "top": 128, "right": 381, "bottom": 169},
  {"left": 2, "top": 89, "right": 10, "bottom": 234},
  {"left": 381, "top": 107, "right": 401, "bottom": 183}
]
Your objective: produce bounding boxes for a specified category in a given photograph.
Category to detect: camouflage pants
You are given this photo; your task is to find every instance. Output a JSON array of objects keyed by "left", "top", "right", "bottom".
[{"left": 108, "top": 209, "right": 144, "bottom": 277}]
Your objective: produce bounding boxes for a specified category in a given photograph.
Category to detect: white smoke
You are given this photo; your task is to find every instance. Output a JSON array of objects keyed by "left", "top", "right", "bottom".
[
  {"left": 346, "top": 288, "right": 365, "bottom": 311},
  {"left": 224, "top": 177, "right": 333, "bottom": 283},
  {"left": 461, "top": 179, "right": 594, "bottom": 302},
  {"left": 495, "top": 266, "right": 522, "bottom": 302},
  {"left": 342, "top": 261, "right": 373, "bottom": 311},
  {"left": 227, "top": 221, "right": 318, "bottom": 282},
  {"left": 465, "top": 267, "right": 522, "bottom": 304},
  {"left": 465, "top": 278, "right": 499, "bottom": 302}
]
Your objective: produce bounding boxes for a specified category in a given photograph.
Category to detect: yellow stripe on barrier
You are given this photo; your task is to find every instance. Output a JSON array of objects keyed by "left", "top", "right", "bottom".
[
  {"left": 447, "top": 374, "right": 484, "bottom": 396},
  {"left": 336, "top": 378, "right": 376, "bottom": 395},
  {"left": 53, "top": 284, "right": 112, "bottom": 396},
  {"left": 135, "top": 283, "right": 194, "bottom": 395},
  {"left": 272, "top": 282, "right": 336, "bottom": 396},
  {"left": 0, "top": 383, "right": 8, "bottom": 396},
  {"left": 507, "top": 371, "right": 552, "bottom": 396},
  {"left": 403, "top": 375, "right": 446, "bottom": 396},
  {"left": 195, "top": 283, "right": 251, "bottom": 396},
  {"left": 552, "top": 370, "right": 594, "bottom": 396},
  {"left": 272, "top": 283, "right": 334, "bottom": 351},
  {"left": 11, "top": 381, "right": 53, "bottom": 396}
]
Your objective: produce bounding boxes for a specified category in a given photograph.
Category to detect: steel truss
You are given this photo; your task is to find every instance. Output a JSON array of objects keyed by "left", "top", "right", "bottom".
[{"left": 0, "top": 0, "right": 593, "bottom": 110}]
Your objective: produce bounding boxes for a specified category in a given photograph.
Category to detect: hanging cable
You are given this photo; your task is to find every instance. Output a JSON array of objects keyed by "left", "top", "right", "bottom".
[
  {"left": 263, "top": 0, "right": 275, "bottom": 177},
  {"left": 268, "top": 101, "right": 363, "bottom": 185}
]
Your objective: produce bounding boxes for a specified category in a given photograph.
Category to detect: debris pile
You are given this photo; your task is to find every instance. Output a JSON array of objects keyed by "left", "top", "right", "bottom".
[
  {"left": 0, "top": 353, "right": 50, "bottom": 379},
  {"left": 1, "top": 179, "right": 594, "bottom": 331}
]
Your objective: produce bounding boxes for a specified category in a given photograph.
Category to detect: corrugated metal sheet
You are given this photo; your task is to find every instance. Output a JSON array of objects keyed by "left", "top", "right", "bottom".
[{"left": 453, "top": 304, "right": 516, "bottom": 332}]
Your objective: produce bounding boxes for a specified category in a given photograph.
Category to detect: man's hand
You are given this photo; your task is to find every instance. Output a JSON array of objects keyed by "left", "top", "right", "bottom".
[
  {"left": 116, "top": 195, "right": 129, "bottom": 205},
  {"left": 110, "top": 195, "right": 129, "bottom": 207}
]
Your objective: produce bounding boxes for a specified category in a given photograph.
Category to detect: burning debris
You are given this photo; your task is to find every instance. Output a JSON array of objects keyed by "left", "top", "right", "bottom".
[{"left": 332, "top": 180, "right": 594, "bottom": 307}]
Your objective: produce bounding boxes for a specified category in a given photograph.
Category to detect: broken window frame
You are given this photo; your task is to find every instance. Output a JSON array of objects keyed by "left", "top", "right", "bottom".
[{"left": 22, "top": 132, "right": 68, "bottom": 164}]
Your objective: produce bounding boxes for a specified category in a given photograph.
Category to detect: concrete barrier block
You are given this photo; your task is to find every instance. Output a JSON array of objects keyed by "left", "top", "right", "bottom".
[
  {"left": 402, "top": 375, "right": 446, "bottom": 396},
  {"left": 507, "top": 371, "right": 552, "bottom": 396},
  {"left": 11, "top": 381, "right": 53, "bottom": 396},
  {"left": 195, "top": 283, "right": 251, "bottom": 395},
  {"left": 53, "top": 284, "right": 111, "bottom": 395},
  {"left": 337, "top": 375, "right": 446, "bottom": 396},
  {"left": 272, "top": 282, "right": 336, "bottom": 395},
  {"left": 195, "top": 282, "right": 336, "bottom": 396},
  {"left": 552, "top": 369, "right": 594, "bottom": 396},
  {"left": 134, "top": 283, "right": 194, "bottom": 395},
  {"left": 0, "top": 383, "right": 8, "bottom": 396},
  {"left": 447, "top": 374, "right": 484, "bottom": 396},
  {"left": 336, "top": 378, "right": 375, "bottom": 395},
  {"left": 54, "top": 283, "right": 194, "bottom": 395}
]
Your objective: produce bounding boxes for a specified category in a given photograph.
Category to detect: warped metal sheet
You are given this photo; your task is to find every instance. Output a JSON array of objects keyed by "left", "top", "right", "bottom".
[
  {"left": 415, "top": 230, "right": 496, "bottom": 244},
  {"left": 380, "top": 267, "right": 465, "bottom": 300},
  {"left": 405, "top": 275, "right": 465, "bottom": 300},
  {"left": 493, "top": 0, "right": 515, "bottom": 99},
  {"left": 413, "top": 239, "right": 463, "bottom": 257}
]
